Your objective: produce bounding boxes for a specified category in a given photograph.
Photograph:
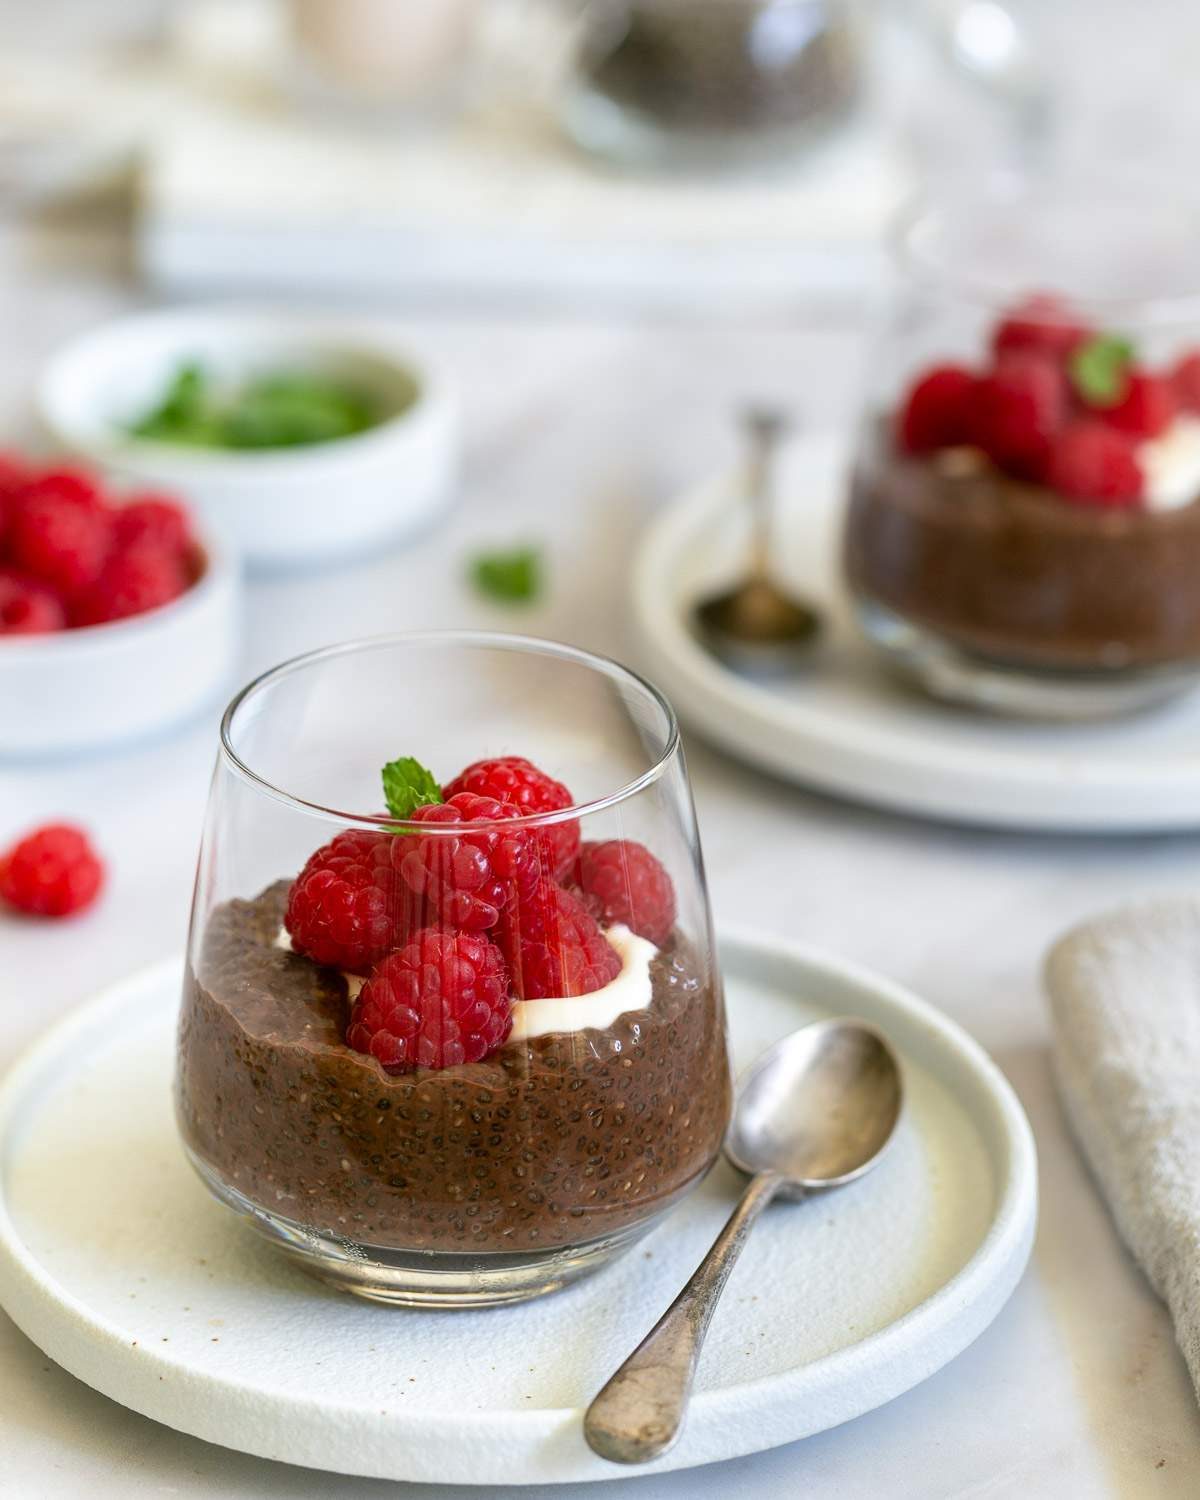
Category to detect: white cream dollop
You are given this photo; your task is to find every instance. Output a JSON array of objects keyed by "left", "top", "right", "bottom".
[
  {"left": 274, "top": 923, "right": 657, "bottom": 1037},
  {"left": 509, "top": 925, "right": 656, "bottom": 1040},
  {"left": 1140, "top": 416, "right": 1200, "bottom": 511}
]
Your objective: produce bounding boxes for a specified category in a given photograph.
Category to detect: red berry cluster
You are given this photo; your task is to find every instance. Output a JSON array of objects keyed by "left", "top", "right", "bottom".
[
  {"left": 0, "top": 823, "right": 104, "bottom": 917},
  {"left": 284, "top": 754, "right": 676, "bottom": 1074},
  {"left": 897, "top": 293, "right": 1200, "bottom": 509},
  {"left": 0, "top": 455, "right": 202, "bottom": 636}
]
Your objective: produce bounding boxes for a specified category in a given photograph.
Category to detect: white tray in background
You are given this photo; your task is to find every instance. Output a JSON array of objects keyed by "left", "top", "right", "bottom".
[
  {"left": 634, "top": 431, "right": 1200, "bottom": 833},
  {"left": 0, "top": 934, "right": 1035, "bottom": 1486}
]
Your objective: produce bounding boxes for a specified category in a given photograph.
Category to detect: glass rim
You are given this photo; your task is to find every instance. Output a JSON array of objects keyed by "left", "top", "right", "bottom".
[
  {"left": 892, "top": 173, "right": 1200, "bottom": 324},
  {"left": 218, "top": 630, "right": 682, "bottom": 833}
]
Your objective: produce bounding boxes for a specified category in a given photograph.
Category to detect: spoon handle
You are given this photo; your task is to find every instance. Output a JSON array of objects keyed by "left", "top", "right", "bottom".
[
  {"left": 742, "top": 406, "right": 788, "bottom": 581},
  {"left": 584, "top": 1170, "right": 786, "bottom": 1465}
]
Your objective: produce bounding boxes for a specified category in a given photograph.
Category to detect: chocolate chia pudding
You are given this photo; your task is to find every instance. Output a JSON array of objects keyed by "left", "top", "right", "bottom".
[
  {"left": 845, "top": 429, "right": 1200, "bottom": 672},
  {"left": 176, "top": 882, "right": 731, "bottom": 1258}
]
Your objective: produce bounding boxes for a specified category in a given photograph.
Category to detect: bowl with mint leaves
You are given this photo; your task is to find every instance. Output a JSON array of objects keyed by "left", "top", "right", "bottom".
[{"left": 37, "top": 308, "right": 458, "bottom": 569}]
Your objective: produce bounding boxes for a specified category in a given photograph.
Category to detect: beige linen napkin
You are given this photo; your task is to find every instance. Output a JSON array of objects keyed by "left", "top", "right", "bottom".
[{"left": 1046, "top": 896, "right": 1200, "bottom": 1397}]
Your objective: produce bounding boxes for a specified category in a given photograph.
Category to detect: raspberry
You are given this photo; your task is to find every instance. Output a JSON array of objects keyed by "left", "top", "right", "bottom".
[
  {"left": 1101, "top": 369, "right": 1176, "bottom": 440},
  {"left": 0, "top": 453, "right": 28, "bottom": 549},
  {"left": 1172, "top": 352, "right": 1200, "bottom": 414},
  {"left": 71, "top": 544, "right": 189, "bottom": 627},
  {"left": 1046, "top": 421, "right": 1143, "bottom": 508},
  {"left": 285, "top": 830, "right": 408, "bottom": 972},
  {"left": 577, "top": 840, "right": 676, "bottom": 947},
  {"left": 896, "top": 365, "right": 976, "bottom": 454},
  {"left": 8, "top": 489, "right": 111, "bottom": 597},
  {"left": 347, "top": 929, "right": 511, "bottom": 1072},
  {"left": 443, "top": 756, "right": 579, "bottom": 879},
  {"left": 0, "top": 569, "right": 66, "bottom": 635},
  {"left": 0, "top": 824, "right": 104, "bottom": 917},
  {"left": 970, "top": 353, "right": 1066, "bottom": 477},
  {"left": 499, "top": 882, "right": 621, "bottom": 1000},
  {"left": 397, "top": 792, "right": 538, "bottom": 931},
  {"left": 992, "top": 294, "right": 1090, "bottom": 361},
  {"left": 19, "top": 467, "right": 104, "bottom": 512},
  {"left": 113, "top": 495, "right": 193, "bottom": 555}
]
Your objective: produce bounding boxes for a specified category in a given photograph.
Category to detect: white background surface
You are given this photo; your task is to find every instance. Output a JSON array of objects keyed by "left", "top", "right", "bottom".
[{"left": 2, "top": 203, "right": 1200, "bottom": 1497}]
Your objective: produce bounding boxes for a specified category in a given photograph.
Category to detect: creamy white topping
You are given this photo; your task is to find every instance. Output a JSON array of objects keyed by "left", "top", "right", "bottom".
[
  {"left": 510, "top": 926, "right": 656, "bottom": 1040},
  {"left": 1140, "top": 416, "right": 1200, "bottom": 511},
  {"left": 274, "top": 923, "right": 656, "bottom": 1038}
]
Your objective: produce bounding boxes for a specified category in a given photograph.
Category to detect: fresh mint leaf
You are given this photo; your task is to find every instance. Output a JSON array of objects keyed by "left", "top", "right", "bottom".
[
  {"left": 469, "top": 547, "right": 542, "bottom": 606},
  {"left": 1069, "top": 334, "right": 1135, "bottom": 409},
  {"left": 382, "top": 756, "right": 443, "bottom": 821}
]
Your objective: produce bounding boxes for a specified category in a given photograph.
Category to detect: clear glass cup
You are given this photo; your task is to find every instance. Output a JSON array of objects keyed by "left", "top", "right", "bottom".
[
  {"left": 176, "top": 632, "right": 732, "bottom": 1307},
  {"left": 560, "top": 0, "right": 863, "bottom": 170},
  {"left": 843, "top": 177, "right": 1200, "bottom": 719}
]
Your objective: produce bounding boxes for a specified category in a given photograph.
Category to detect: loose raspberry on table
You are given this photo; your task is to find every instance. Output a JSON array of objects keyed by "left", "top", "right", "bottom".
[
  {"left": 896, "top": 365, "right": 976, "bottom": 454},
  {"left": 577, "top": 840, "right": 676, "bottom": 947},
  {"left": 396, "top": 792, "right": 538, "bottom": 931},
  {"left": 992, "top": 294, "right": 1090, "bottom": 361},
  {"left": 1101, "top": 369, "right": 1176, "bottom": 440},
  {"left": 443, "top": 755, "right": 579, "bottom": 879},
  {"left": 346, "top": 929, "right": 511, "bottom": 1072},
  {"left": 498, "top": 881, "right": 622, "bottom": 1000},
  {"left": 1046, "top": 421, "right": 1143, "bottom": 507},
  {"left": 0, "top": 569, "right": 66, "bottom": 635},
  {"left": 0, "top": 823, "right": 104, "bottom": 917},
  {"left": 71, "top": 543, "right": 189, "bottom": 627},
  {"left": 285, "top": 830, "right": 408, "bottom": 972},
  {"left": 970, "top": 353, "right": 1067, "bottom": 477},
  {"left": 113, "top": 495, "right": 194, "bottom": 556},
  {"left": 7, "top": 488, "right": 112, "bottom": 597}
]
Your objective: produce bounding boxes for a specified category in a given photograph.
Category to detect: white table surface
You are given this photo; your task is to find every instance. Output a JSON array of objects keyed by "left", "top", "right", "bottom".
[{"left": 1, "top": 209, "right": 1199, "bottom": 1500}]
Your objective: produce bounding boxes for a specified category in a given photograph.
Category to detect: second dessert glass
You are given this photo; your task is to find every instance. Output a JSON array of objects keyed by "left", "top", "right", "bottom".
[
  {"left": 844, "top": 179, "right": 1200, "bottom": 718},
  {"left": 176, "top": 632, "right": 731, "bottom": 1307}
]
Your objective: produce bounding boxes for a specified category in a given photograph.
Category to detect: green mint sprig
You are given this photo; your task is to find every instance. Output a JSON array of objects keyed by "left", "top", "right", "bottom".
[
  {"left": 382, "top": 756, "right": 443, "bottom": 822},
  {"left": 469, "top": 546, "right": 542, "bottom": 606},
  {"left": 1069, "top": 333, "right": 1135, "bottom": 409}
]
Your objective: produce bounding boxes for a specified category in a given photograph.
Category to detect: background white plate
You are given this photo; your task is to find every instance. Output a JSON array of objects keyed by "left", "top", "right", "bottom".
[
  {"left": 633, "top": 432, "right": 1200, "bottom": 832},
  {"left": 0, "top": 934, "right": 1035, "bottom": 1486}
]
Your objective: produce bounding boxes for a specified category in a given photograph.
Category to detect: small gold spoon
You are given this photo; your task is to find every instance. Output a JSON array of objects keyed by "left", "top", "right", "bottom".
[{"left": 693, "top": 406, "right": 824, "bottom": 676}]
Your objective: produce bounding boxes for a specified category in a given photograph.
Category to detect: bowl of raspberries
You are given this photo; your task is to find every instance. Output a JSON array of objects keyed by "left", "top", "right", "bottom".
[{"left": 0, "top": 454, "right": 238, "bottom": 755}]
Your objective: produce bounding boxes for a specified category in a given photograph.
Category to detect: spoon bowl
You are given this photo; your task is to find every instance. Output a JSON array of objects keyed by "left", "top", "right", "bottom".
[{"left": 727, "top": 1019, "right": 903, "bottom": 1197}]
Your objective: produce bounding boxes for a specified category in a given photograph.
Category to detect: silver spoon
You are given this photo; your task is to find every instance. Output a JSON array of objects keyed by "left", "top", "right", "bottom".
[
  {"left": 692, "top": 406, "right": 824, "bottom": 677},
  {"left": 584, "top": 1019, "right": 903, "bottom": 1465}
]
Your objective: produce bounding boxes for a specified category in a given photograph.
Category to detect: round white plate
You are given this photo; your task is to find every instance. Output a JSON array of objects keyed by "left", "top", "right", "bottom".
[
  {"left": 0, "top": 935, "right": 1035, "bottom": 1487},
  {"left": 634, "top": 431, "right": 1200, "bottom": 832}
]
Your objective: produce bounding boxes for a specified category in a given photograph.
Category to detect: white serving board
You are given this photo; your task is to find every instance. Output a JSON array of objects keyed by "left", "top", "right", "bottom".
[
  {"left": 0, "top": 934, "right": 1035, "bottom": 1486},
  {"left": 634, "top": 431, "right": 1200, "bottom": 833}
]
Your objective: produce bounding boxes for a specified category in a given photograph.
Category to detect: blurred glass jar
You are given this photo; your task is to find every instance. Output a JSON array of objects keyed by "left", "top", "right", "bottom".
[
  {"left": 560, "top": 0, "right": 864, "bottom": 169},
  {"left": 843, "top": 178, "right": 1200, "bottom": 720},
  {"left": 286, "top": 0, "right": 480, "bottom": 119}
]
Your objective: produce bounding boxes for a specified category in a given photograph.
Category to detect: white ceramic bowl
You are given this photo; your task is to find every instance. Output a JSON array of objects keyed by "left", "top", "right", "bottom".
[
  {"left": 36, "top": 308, "right": 458, "bottom": 570},
  {"left": 0, "top": 522, "right": 239, "bottom": 757}
]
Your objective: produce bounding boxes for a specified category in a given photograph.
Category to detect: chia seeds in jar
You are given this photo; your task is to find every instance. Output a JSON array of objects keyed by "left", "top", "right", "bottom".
[{"left": 564, "top": 0, "right": 863, "bottom": 167}]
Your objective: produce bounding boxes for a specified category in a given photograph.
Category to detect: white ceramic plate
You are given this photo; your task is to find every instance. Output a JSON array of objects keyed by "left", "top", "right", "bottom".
[
  {"left": 634, "top": 431, "right": 1200, "bottom": 832},
  {"left": 0, "top": 934, "right": 1035, "bottom": 1487}
]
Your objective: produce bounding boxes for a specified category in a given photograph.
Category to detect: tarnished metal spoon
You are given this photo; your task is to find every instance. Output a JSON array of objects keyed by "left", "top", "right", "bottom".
[
  {"left": 584, "top": 1019, "right": 903, "bottom": 1465},
  {"left": 692, "top": 406, "right": 824, "bottom": 677}
]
